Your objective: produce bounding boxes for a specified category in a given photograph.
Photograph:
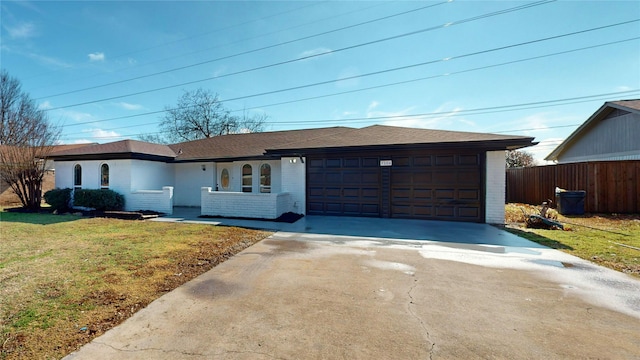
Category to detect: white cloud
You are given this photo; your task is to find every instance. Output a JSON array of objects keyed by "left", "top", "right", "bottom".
[
  {"left": 378, "top": 102, "right": 473, "bottom": 130},
  {"left": 88, "top": 52, "right": 105, "bottom": 62},
  {"left": 367, "top": 101, "right": 379, "bottom": 112},
  {"left": 6, "top": 22, "right": 36, "bottom": 39},
  {"left": 298, "top": 47, "right": 332, "bottom": 60},
  {"left": 38, "top": 101, "right": 52, "bottom": 110},
  {"left": 335, "top": 67, "right": 360, "bottom": 88},
  {"left": 116, "top": 102, "right": 143, "bottom": 111},
  {"left": 83, "top": 128, "right": 122, "bottom": 140},
  {"left": 72, "top": 139, "right": 95, "bottom": 144},
  {"left": 526, "top": 137, "right": 565, "bottom": 164}
]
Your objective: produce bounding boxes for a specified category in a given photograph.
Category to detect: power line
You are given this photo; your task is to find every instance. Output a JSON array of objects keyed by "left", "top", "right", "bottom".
[
  {"left": 37, "top": 1, "right": 449, "bottom": 100},
  {"left": 58, "top": 89, "right": 638, "bottom": 140},
  {"left": 44, "top": 0, "right": 557, "bottom": 111},
  {"left": 57, "top": 36, "right": 640, "bottom": 130}
]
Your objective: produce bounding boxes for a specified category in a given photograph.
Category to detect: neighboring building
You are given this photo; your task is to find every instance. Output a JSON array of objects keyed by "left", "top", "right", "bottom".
[
  {"left": 545, "top": 100, "right": 640, "bottom": 163},
  {"left": 50, "top": 125, "right": 535, "bottom": 224}
]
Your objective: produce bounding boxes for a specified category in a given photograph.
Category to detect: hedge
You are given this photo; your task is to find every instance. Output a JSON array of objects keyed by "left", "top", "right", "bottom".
[
  {"left": 43, "top": 188, "right": 72, "bottom": 212},
  {"left": 73, "top": 189, "right": 125, "bottom": 211}
]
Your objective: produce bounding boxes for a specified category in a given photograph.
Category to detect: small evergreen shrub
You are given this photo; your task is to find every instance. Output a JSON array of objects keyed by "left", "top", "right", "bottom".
[
  {"left": 43, "top": 188, "right": 72, "bottom": 212},
  {"left": 73, "top": 189, "right": 125, "bottom": 211}
]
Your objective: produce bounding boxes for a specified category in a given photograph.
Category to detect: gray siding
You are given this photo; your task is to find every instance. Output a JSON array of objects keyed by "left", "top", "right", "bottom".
[{"left": 557, "top": 112, "right": 640, "bottom": 163}]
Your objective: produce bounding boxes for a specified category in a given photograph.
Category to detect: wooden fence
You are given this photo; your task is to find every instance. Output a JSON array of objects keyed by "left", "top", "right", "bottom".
[{"left": 506, "top": 160, "right": 640, "bottom": 213}]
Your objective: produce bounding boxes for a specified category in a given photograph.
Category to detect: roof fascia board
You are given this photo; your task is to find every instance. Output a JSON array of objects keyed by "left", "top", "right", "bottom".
[
  {"left": 265, "top": 139, "right": 535, "bottom": 156},
  {"left": 51, "top": 153, "right": 174, "bottom": 162}
]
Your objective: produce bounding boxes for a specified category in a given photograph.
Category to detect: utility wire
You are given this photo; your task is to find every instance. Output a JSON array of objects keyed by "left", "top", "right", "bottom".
[
  {"left": 37, "top": 1, "right": 448, "bottom": 100},
  {"left": 59, "top": 89, "right": 638, "bottom": 140},
  {"left": 44, "top": 0, "right": 557, "bottom": 111},
  {"left": 57, "top": 36, "right": 639, "bottom": 129}
]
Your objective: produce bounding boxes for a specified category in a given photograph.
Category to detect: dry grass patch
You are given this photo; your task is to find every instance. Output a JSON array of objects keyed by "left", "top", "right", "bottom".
[
  {"left": 504, "top": 203, "right": 640, "bottom": 277},
  {"left": 0, "top": 212, "right": 271, "bottom": 359}
]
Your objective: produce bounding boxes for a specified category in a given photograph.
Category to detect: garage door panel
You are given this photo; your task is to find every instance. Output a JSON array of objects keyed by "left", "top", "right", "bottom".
[
  {"left": 458, "top": 171, "right": 480, "bottom": 183},
  {"left": 435, "top": 155, "right": 455, "bottom": 166},
  {"left": 361, "top": 171, "right": 379, "bottom": 184},
  {"left": 362, "top": 188, "right": 380, "bottom": 199},
  {"left": 458, "top": 207, "right": 480, "bottom": 218},
  {"left": 435, "top": 189, "right": 455, "bottom": 200},
  {"left": 414, "top": 156, "right": 432, "bottom": 166},
  {"left": 413, "top": 188, "right": 432, "bottom": 200},
  {"left": 459, "top": 189, "right": 480, "bottom": 200},
  {"left": 362, "top": 158, "right": 379, "bottom": 167},
  {"left": 325, "top": 188, "right": 341, "bottom": 198},
  {"left": 459, "top": 154, "right": 480, "bottom": 165},
  {"left": 343, "top": 188, "right": 359, "bottom": 198},
  {"left": 435, "top": 206, "right": 455, "bottom": 217},
  {"left": 413, "top": 172, "right": 432, "bottom": 183},
  {"left": 343, "top": 172, "right": 361, "bottom": 183},
  {"left": 362, "top": 204, "right": 380, "bottom": 215},
  {"left": 433, "top": 172, "right": 456, "bottom": 184}
]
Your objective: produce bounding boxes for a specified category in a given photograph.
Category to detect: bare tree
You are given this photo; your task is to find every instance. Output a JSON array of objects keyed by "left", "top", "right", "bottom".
[
  {"left": 0, "top": 70, "right": 60, "bottom": 210},
  {"left": 142, "top": 88, "right": 266, "bottom": 144},
  {"left": 506, "top": 150, "right": 536, "bottom": 168}
]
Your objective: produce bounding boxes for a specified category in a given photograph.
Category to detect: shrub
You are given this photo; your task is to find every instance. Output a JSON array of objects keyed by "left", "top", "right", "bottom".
[
  {"left": 73, "top": 189, "right": 125, "bottom": 211},
  {"left": 43, "top": 188, "right": 72, "bottom": 212}
]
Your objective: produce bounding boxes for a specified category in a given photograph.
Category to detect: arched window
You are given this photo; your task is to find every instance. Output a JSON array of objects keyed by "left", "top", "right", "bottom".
[
  {"left": 220, "top": 168, "right": 230, "bottom": 190},
  {"left": 74, "top": 164, "right": 82, "bottom": 189},
  {"left": 242, "top": 164, "right": 252, "bottom": 192},
  {"left": 101, "top": 164, "right": 109, "bottom": 188},
  {"left": 260, "top": 164, "right": 271, "bottom": 193}
]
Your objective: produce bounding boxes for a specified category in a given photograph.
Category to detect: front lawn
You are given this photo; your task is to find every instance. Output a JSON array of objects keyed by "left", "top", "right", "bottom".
[
  {"left": 0, "top": 212, "right": 271, "bottom": 359},
  {"left": 504, "top": 203, "right": 640, "bottom": 277}
]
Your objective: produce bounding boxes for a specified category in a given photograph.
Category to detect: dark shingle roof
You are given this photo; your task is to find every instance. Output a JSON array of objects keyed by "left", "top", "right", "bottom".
[
  {"left": 51, "top": 125, "right": 535, "bottom": 162},
  {"left": 609, "top": 99, "right": 640, "bottom": 112},
  {"left": 50, "top": 140, "right": 176, "bottom": 158},
  {"left": 168, "top": 127, "right": 351, "bottom": 161},
  {"left": 267, "top": 125, "right": 533, "bottom": 151}
]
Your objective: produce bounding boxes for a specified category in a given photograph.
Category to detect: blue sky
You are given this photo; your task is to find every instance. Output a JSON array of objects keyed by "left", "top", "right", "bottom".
[{"left": 2, "top": 0, "right": 639, "bottom": 162}]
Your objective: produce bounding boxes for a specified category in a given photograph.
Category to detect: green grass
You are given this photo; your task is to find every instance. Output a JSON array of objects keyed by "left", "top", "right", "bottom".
[
  {"left": 504, "top": 204, "right": 640, "bottom": 277},
  {"left": 0, "top": 211, "right": 271, "bottom": 359}
]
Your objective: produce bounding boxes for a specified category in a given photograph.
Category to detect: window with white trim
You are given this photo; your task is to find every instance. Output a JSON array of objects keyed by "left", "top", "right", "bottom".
[
  {"left": 242, "top": 164, "right": 252, "bottom": 192},
  {"left": 74, "top": 164, "right": 82, "bottom": 190},
  {"left": 260, "top": 164, "right": 271, "bottom": 193},
  {"left": 101, "top": 163, "right": 109, "bottom": 188}
]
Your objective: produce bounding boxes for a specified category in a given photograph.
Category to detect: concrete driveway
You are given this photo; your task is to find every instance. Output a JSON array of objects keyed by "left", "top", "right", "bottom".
[{"left": 66, "top": 216, "right": 640, "bottom": 359}]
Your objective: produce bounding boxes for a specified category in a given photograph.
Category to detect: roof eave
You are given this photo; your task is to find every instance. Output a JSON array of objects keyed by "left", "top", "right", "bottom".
[{"left": 266, "top": 138, "right": 536, "bottom": 156}]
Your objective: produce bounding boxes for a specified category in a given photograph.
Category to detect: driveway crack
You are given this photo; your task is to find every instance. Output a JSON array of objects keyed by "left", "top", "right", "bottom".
[{"left": 407, "top": 279, "right": 435, "bottom": 359}]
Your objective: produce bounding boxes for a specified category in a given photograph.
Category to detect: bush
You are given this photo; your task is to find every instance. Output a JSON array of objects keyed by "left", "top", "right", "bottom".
[
  {"left": 73, "top": 189, "right": 125, "bottom": 211},
  {"left": 43, "top": 188, "right": 72, "bottom": 212}
]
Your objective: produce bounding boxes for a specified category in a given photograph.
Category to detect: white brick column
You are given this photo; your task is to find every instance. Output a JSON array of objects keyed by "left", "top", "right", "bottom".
[{"left": 485, "top": 151, "right": 506, "bottom": 224}]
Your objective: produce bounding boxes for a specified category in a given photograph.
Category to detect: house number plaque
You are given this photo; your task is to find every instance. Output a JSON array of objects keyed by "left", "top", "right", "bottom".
[{"left": 379, "top": 160, "right": 392, "bottom": 167}]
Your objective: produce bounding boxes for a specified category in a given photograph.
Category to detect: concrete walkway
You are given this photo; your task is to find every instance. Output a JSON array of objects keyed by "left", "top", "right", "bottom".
[{"left": 66, "top": 212, "right": 640, "bottom": 359}]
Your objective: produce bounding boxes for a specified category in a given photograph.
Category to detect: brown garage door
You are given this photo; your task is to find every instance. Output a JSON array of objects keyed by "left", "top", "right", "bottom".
[
  {"left": 390, "top": 153, "right": 483, "bottom": 222},
  {"left": 307, "top": 151, "right": 484, "bottom": 222},
  {"left": 307, "top": 156, "right": 381, "bottom": 216}
]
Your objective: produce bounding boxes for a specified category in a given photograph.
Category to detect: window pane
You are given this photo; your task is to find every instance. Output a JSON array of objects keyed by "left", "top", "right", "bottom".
[
  {"left": 74, "top": 164, "right": 82, "bottom": 187},
  {"left": 260, "top": 164, "right": 271, "bottom": 193},
  {"left": 101, "top": 164, "right": 109, "bottom": 187},
  {"left": 242, "top": 164, "right": 252, "bottom": 192},
  {"left": 220, "top": 168, "right": 230, "bottom": 190}
]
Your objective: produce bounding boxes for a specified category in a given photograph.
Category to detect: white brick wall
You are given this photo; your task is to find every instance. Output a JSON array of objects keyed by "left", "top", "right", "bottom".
[
  {"left": 201, "top": 187, "right": 291, "bottom": 219},
  {"left": 485, "top": 150, "right": 506, "bottom": 224},
  {"left": 280, "top": 157, "right": 306, "bottom": 215},
  {"left": 127, "top": 186, "right": 174, "bottom": 214}
]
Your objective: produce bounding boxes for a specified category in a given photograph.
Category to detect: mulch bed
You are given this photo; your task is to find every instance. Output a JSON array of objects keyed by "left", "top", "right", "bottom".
[{"left": 199, "top": 211, "right": 304, "bottom": 223}]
